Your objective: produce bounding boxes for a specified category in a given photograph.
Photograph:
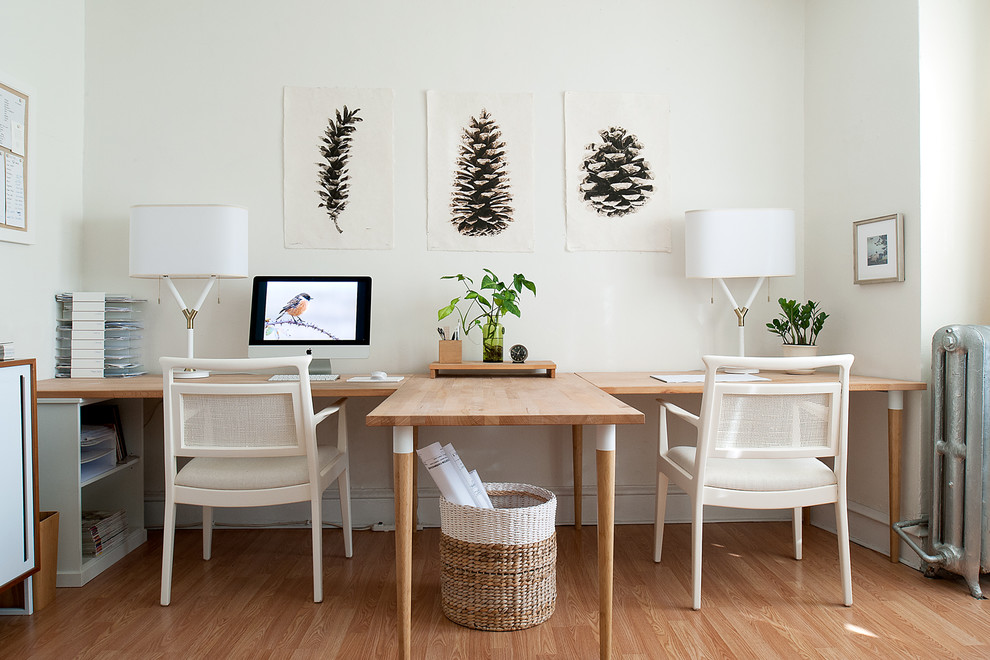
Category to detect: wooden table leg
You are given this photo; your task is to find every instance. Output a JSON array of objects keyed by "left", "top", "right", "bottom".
[
  {"left": 888, "top": 391, "right": 904, "bottom": 563},
  {"left": 412, "top": 426, "right": 419, "bottom": 531},
  {"left": 393, "top": 426, "right": 414, "bottom": 660},
  {"left": 573, "top": 425, "right": 583, "bottom": 529},
  {"left": 596, "top": 424, "right": 616, "bottom": 660}
]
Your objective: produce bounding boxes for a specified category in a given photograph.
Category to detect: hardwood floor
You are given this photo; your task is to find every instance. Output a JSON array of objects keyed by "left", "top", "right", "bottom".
[{"left": 2, "top": 522, "right": 988, "bottom": 659}]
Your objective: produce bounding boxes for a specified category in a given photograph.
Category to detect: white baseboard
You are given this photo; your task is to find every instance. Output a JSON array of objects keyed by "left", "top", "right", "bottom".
[{"left": 142, "top": 486, "right": 926, "bottom": 570}]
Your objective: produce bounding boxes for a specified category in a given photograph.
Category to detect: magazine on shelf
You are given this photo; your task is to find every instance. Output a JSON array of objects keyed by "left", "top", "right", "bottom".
[{"left": 81, "top": 509, "right": 128, "bottom": 557}]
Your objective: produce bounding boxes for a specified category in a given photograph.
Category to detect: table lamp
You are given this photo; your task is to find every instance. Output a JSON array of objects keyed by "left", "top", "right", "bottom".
[
  {"left": 129, "top": 204, "right": 248, "bottom": 378},
  {"left": 684, "top": 208, "right": 795, "bottom": 366}
]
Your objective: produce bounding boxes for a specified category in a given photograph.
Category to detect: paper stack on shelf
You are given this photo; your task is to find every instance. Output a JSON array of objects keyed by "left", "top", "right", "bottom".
[
  {"left": 417, "top": 442, "right": 494, "bottom": 509},
  {"left": 81, "top": 509, "right": 128, "bottom": 557},
  {"left": 80, "top": 423, "right": 119, "bottom": 482},
  {"left": 55, "top": 293, "right": 146, "bottom": 377}
]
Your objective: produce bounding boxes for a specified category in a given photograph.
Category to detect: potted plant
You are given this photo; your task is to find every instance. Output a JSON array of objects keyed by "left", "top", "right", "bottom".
[
  {"left": 766, "top": 298, "right": 829, "bottom": 373},
  {"left": 438, "top": 269, "right": 536, "bottom": 362}
]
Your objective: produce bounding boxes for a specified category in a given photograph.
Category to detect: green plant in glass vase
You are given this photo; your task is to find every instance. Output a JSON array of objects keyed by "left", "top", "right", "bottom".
[{"left": 437, "top": 269, "right": 536, "bottom": 362}]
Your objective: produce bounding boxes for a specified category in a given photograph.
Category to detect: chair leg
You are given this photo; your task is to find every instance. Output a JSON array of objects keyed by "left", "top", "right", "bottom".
[
  {"left": 654, "top": 471, "right": 669, "bottom": 563},
  {"left": 203, "top": 506, "right": 213, "bottom": 561},
  {"left": 836, "top": 500, "right": 853, "bottom": 606},
  {"left": 339, "top": 469, "right": 353, "bottom": 559},
  {"left": 161, "top": 499, "right": 176, "bottom": 606},
  {"left": 691, "top": 510, "right": 704, "bottom": 610},
  {"left": 792, "top": 507, "right": 802, "bottom": 561},
  {"left": 311, "top": 495, "right": 323, "bottom": 603}
]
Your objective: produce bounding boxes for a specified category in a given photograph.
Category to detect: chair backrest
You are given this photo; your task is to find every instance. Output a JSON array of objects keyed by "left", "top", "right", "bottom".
[
  {"left": 160, "top": 356, "right": 317, "bottom": 461},
  {"left": 696, "top": 354, "right": 854, "bottom": 464}
]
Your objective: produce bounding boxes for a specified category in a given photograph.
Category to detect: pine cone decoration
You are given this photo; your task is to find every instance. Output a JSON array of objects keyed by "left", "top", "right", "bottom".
[
  {"left": 317, "top": 105, "right": 363, "bottom": 234},
  {"left": 450, "top": 109, "right": 514, "bottom": 236},
  {"left": 579, "top": 126, "right": 654, "bottom": 217}
]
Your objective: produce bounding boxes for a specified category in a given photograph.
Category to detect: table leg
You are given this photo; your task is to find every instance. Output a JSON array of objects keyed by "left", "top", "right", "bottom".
[
  {"left": 596, "top": 424, "right": 616, "bottom": 660},
  {"left": 393, "top": 426, "right": 414, "bottom": 660},
  {"left": 412, "top": 427, "right": 419, "bottom": 531},
  {"left": 888, "top": 391, "right": 904, "bottom": 563},
  {"left": 573, "top": 425, "right": 583, "bottom": 529}
]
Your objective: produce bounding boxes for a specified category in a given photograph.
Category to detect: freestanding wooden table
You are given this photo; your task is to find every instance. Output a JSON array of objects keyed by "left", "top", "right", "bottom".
[{"left": 366, "top": 374, "right": 645, "bottom": 660}]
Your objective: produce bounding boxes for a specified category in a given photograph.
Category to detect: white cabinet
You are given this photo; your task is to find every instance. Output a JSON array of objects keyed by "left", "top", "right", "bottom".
[
  {"left": 37, "top": 397, "right": 146, "bottom": 587},
  {"left": 0, "top": 360, "right": 38, "bottom": 595}
]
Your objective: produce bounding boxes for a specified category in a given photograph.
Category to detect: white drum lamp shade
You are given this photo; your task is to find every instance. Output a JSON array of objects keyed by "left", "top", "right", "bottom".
[
  {"left": 685, "top": 208, "right": 795, "bottom": 279},
  {"left": 129, "top": 204, "right": 248, "bottom": 377},
  {"left": 129, "top": 204, "right": 248, "bottom": 279},
  {"left": 684, "top": 208, "right": 796, "bottom": 367}
]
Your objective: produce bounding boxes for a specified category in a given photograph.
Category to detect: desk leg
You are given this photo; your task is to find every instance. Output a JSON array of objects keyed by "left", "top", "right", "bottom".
[
  {"left": 888, "top": 391, "right": 904, "bottom": 564},
  {"left": 412, "top": 427, "right": 419, "bottom": 531},
  {"left": 393, "top": 426, "right": 414, "bottom": 660},
  {"left": 596, "top": 425, "right": 616, "bottom": 660},
  {"left": 573, "top": 425, "right": 583, "bottom": 529}
]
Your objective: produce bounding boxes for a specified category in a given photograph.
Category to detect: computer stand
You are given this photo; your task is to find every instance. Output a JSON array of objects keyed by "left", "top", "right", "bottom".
[{"left": 308, "top": 357, "right": 339, "bottom": 381}]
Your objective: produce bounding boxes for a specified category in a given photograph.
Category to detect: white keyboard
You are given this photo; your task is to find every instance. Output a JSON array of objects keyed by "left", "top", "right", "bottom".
[{"left": 268, "top": 374, "right": 340, "bottom": 381}]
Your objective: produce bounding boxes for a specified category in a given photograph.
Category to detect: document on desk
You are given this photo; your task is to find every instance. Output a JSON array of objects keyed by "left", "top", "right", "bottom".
[{"left": 652, "top": 373, "right": 770, "bottom": 383}]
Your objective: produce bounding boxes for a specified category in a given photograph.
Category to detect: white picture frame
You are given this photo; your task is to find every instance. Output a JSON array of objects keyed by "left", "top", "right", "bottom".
[{"left": 853, "top": 213, "right": 904, "bottom": 284}]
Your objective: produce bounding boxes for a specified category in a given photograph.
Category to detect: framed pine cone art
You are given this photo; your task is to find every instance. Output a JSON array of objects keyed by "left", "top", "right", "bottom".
[
  {"left": 564, "top": 91, "right": 671, "bottom": 252},
  {"left": 427, "top": 91, "right": 535, "bottom": 252}
]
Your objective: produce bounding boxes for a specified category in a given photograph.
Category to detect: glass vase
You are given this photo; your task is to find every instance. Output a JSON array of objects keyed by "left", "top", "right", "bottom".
[{"left": 482, "top": 322, "right": 504, "bottom": 363}]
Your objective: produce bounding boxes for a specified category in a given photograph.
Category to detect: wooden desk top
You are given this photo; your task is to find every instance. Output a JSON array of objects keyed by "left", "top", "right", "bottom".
[
  {"left": 35, "top": 374, "right": 409, "bottom": 400},
  {"left": 366, "top": 373, "right": 645, "bottom": 427},
  {"left": 577, "top": 371, "right": 928, "bottom": 395}
]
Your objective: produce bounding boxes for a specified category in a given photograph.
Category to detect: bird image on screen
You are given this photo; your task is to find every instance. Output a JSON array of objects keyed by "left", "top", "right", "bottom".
[
  {"left": 275, "top": 292, "right": 313, "bottom": 324},
  {"left": 248, "top": 276, "right": 372, "bottom": 377}
]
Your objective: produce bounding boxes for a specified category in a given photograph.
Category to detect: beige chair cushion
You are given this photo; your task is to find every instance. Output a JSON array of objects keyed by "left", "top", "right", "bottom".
[
  {"left": 667, "top": 446, "right": 836, "bottom": 491},
  {"left": 175, "top": 445, "right": 341, "bottom": 490}
]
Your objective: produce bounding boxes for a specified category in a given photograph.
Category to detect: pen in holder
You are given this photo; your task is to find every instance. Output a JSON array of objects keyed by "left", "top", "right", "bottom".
[{"left": 438, "top": 340, "right": 462, "bottom": 364}]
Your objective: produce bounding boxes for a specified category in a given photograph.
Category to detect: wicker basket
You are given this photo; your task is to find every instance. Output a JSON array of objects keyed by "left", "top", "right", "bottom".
[{"left": 439, "top": 482, "right": 557, "bottom": 631}]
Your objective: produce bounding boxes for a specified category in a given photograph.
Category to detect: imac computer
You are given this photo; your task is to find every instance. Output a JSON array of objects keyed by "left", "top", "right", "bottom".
[{"left": 248, "top": 275, "right": 372, "bottom": 379}]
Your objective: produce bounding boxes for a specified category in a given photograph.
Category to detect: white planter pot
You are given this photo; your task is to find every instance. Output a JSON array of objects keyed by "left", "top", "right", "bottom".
[{"left": 781, "top": 344, "right": 818, "bottom": 374}]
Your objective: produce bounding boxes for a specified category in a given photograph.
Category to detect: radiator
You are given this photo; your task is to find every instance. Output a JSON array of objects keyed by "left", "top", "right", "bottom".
[{"left": 895, "top": 324, "right": 990, "bottom": 598}]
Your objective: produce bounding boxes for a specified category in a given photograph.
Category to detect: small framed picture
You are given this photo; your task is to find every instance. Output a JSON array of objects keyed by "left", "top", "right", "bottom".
[{"left": 853, "top": 213, "right": 904, "bottom": 284}]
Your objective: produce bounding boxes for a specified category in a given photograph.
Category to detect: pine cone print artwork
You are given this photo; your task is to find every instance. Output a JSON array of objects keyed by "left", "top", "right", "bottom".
[
  {"left": 450, "top": 109, "right": 514, "bottom": 236},
  {"left": 579, "top": 126, "right": 654, "bottom": 217},
  {"left": 317, "top": 105, "right": 363, "bottom": 234}
]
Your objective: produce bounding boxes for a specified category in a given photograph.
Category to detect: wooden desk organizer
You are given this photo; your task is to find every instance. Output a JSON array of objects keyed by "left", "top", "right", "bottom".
[{"left": 438, "top": 340, "right": 462, "bottom": 364}]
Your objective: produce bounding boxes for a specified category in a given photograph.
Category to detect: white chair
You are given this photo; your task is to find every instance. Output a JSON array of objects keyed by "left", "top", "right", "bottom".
[
  {"left": 159, "top": 355, "right": 353, "bottom": 606},
  {"left": 654, "top": 354, "right": 854, "bottom": 610}
]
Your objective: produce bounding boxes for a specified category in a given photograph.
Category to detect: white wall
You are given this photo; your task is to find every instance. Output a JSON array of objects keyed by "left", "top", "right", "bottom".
[
  {"left": 804, "top": 0, "right": 924, "bottom": 558},
  {"left": 0, "top": 2, "right": 86, "bottom": 375},
  {"left": 80, "top": 1, "right": 809, "bottom": 527},
  {"left": 919, "top": 0, "right": 990, "bottom": 335}
]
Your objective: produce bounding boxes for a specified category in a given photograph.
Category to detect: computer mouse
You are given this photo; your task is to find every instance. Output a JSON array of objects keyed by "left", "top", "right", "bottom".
[{"left": 370, "top": 370, "right": 388, "bottom": 381}]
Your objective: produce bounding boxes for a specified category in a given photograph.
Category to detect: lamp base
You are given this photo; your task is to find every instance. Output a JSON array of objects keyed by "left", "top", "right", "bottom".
[{"left": 174, "top": 368, "right": 210, "bottom": 379}]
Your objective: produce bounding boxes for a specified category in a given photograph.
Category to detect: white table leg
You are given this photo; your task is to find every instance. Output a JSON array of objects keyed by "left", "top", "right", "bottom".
[
  {"left": 393, "top": 426, "right": 414, "bottom": 659},
  {"left": 596, "top": 424, "right": 616, "bottom": 660}
]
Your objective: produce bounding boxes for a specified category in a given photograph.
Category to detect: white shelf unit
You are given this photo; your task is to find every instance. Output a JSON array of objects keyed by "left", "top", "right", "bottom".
[{"left": 37, "top": 397, "right": 146, "bottom": 587}]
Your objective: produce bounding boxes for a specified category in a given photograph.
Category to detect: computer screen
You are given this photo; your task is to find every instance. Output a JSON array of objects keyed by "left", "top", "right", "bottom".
[{"left": 248, "top": 276, "right": 372, "bottom": 373}]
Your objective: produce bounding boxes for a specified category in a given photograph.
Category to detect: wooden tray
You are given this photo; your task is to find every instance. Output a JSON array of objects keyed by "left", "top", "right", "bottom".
[{"left": 428, "top": 361, "right": 556, "bottom": 378}]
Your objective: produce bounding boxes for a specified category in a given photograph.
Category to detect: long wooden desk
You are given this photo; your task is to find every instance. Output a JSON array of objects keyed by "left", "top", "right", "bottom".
[
  {"left": 366, "top": 374, "right": 645, "bottom": 660},
  {"left": 37, "top": 369, "right": 924, "bottom": 659},
  {"left": 34, "top": 373, "right": 407, "bottom": 399},
  {"left": 577, "top": 371, "right": 927, "bottom": 564}
]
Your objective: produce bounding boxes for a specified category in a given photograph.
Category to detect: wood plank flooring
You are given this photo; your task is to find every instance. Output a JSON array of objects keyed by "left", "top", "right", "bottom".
[{"left": 2, "top": 522, "right": 989, "bottom": 658}]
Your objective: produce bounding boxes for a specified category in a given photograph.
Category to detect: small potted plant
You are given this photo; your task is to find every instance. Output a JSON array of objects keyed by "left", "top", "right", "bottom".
[
  {"left": 438, "top": 269, "right": 536, "bottom": 362},
  {"left": 766, "top": 298, "right": 829, "bottom": 373}
]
